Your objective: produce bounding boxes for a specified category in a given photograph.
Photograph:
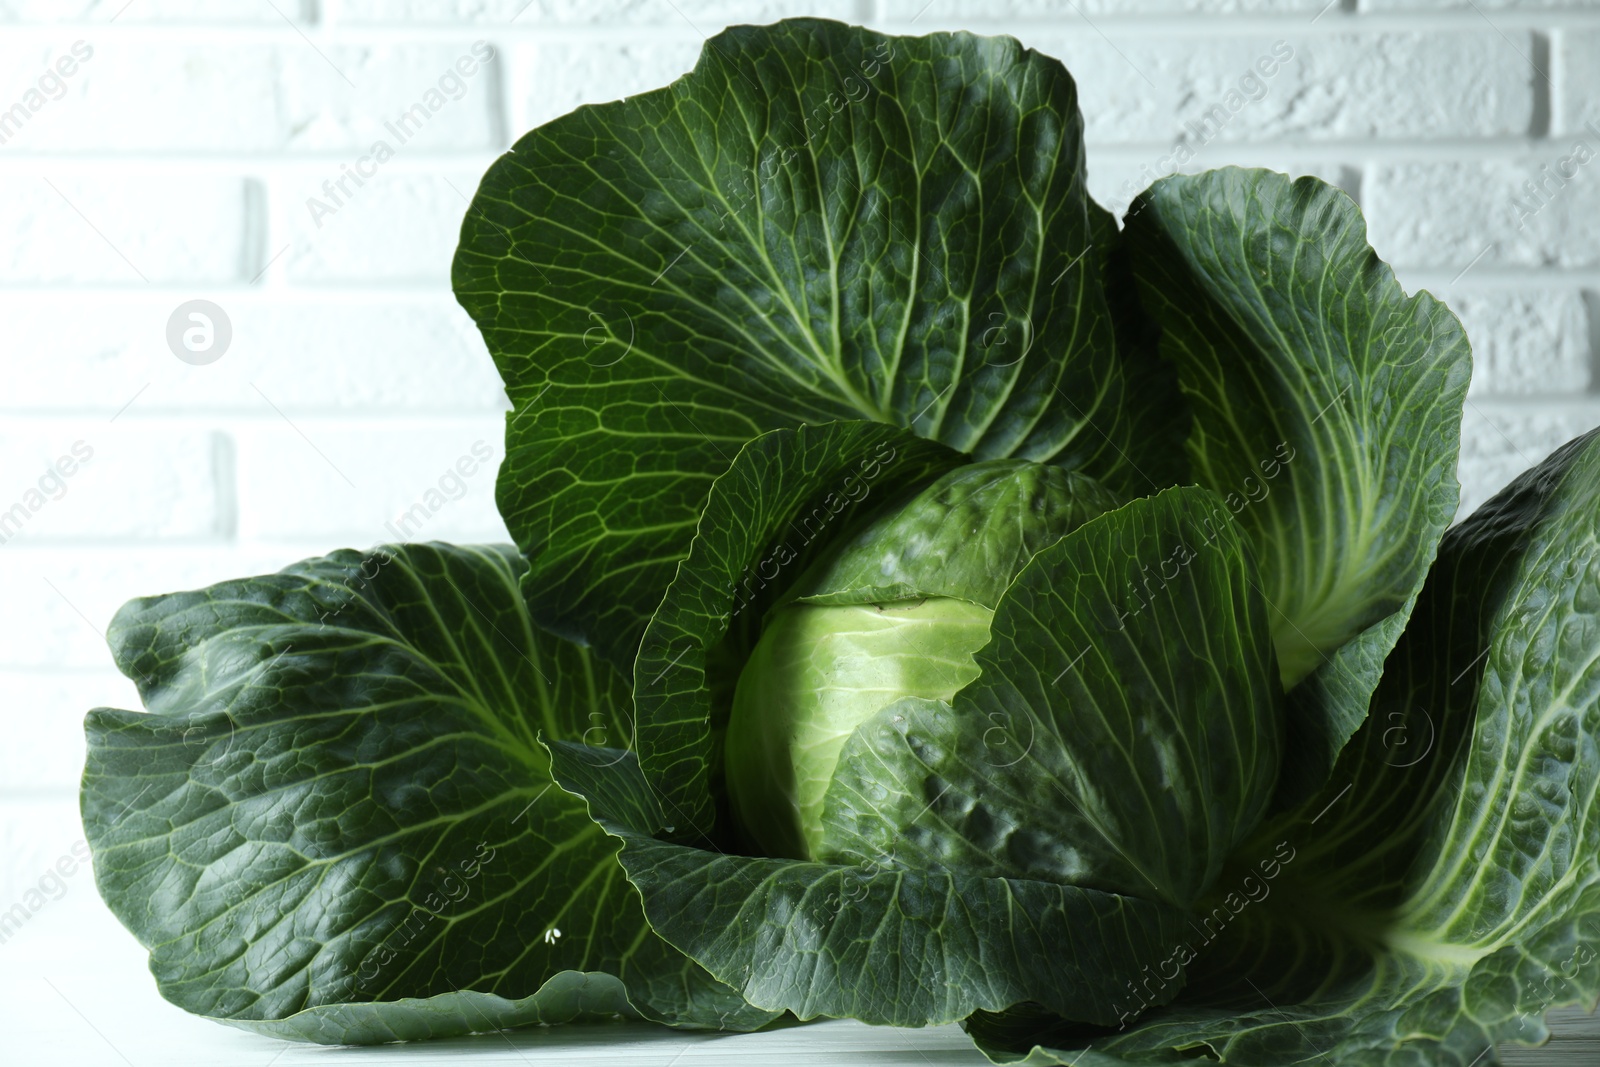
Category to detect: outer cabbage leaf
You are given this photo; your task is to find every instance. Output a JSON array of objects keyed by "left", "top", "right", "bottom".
[
  {"left": 819, "top": 486, "right": 1283, "bottom": 909},
  {"left": 1125, "top": 168, "right": 1471, "bottom": 794},
  {"left": 80, "top": 543, "right": 773, "bottom": 1044},
  {"left": 973, "top": 428, "right": 1600, "bottom": 1064},
  {"left": 546, "top": 741, "right": 1192, "bottom": 1030},
  {"left": 453, "top": 17, "right": 1184, "bottom": 670},
  {"left": 973, "top": 895, "right": 1600, "bottom": 1066}
]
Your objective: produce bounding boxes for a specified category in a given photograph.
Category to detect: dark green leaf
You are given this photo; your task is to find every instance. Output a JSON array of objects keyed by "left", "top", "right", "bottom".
[
  {"left": 546, "top": 742, "right": 1192, "bottom": 1029},
  {"left": 1386, "top": 428, "right": 1600, "bottom": 952},
  {"left": 819, "top": 487, "right": 1284, "bottom": 909},
  {"left": 977, "top": 428, "right": 1600, "bottom": 1063},
  {"left": 454, "top": 18, "right": 1185, "bottom": 669},
  {"left": 972, "top": 887, "right": 1600, "bottom": 1066},
  {"left": 81, "top": 543, "right": 772, "bottom": 1043}
]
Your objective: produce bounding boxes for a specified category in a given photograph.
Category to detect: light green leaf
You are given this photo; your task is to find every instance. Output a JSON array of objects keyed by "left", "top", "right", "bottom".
[
  {"left": 1125, "top": 168, "right": 1471, "bottom": 791},
  {"left": 454, "top": 17, "right": 1185, "bottom": 670},
  {"left": 80, "top": 543, "right": 773, "bottom": 1043},
  {"left": 725, "top": 601, "right": 991, "bottom": 862},
  {"left": 796, "top": 459, "right": 1121, "bottom": 608},
  {"left": 819, "top": 487, "right": 1284, "bottom": 909}
]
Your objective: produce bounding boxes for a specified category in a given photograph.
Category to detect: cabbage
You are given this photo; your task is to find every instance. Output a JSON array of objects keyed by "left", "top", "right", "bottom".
[{"left": 80, "top": 18, "right": 1600, "bottom": 1065}]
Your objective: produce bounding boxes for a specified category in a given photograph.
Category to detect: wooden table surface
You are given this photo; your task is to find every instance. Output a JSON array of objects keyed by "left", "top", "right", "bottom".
[{"left": 4, "top": 894, "right": 1594, "bottom": 1066}]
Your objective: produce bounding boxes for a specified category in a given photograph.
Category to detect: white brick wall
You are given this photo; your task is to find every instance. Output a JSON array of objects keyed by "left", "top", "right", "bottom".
[{"left": 2, "top": 2, "right": 1597, "bottom": 898}]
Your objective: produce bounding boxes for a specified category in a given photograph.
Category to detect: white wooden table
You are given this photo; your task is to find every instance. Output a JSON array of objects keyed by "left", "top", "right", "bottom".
[{"left": 4, "top": 894, "right": 1593, "bottom": 1065}]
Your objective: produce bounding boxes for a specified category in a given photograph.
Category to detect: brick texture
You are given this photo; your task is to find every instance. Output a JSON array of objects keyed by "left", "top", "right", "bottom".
[
  {"left": 0, "top": 175, "right": 255, "bottom": 283},
  {"left": 1034, "top": 31, "right": 1536, "bottom": 145},
  {"left": 1366, "top": 159, "right": 1600, "bottom": 269},
  {"left": 1, "top": 1, "right": 1596, "bottom": 890},
  {"left": 283, "top": 170, "right": 487, "bottom": 283},
  {"left": 1440, "top": 288, "right": 1591, "bottom": 397},
  {"left": 883, "top": 1, "right": 1326, "bottom": 15},
  {"left": 511, "top": 40, "right": 702, "bottom": 130},
  {"left": 0, "top": 294, "right": 505, "bottom": 413},
  {"left": 0, "top": 671, "right": 136, "bottom": 793},
  {"left": 0, "top": 546, "right": 336, "bottom": 670},
  {"left": 1458, "top": 404, "right": 1600, "bottom": 516},
  {"left": 0, "top": 427, "right": 228, "bottom": 544},
  {"left": 0, "top": 41, "right": 502, "bottom": 154},
  {"left": 1555, "top": 29, "right": 1600, "bottom": 137},
  {"left": 1363, "top": 0, "right": 1600, "bottom": 10},
  {"left": 336, "top": 1, "right": 859, "bottom": 24},
  {"left": 0, "top": 1, "right": 311, "bottom": 21},
  {"left": 232, "top": 422, "right": 507, "bottom": 542}
]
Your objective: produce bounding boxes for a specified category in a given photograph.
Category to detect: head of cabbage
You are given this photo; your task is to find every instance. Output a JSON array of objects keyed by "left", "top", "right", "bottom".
[
  {"left": 723, "top": 460, "right": 1119, "bottom": 860},
  {"left": 83, "top": 16, "right": 1600, "bottom": 1067}
]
